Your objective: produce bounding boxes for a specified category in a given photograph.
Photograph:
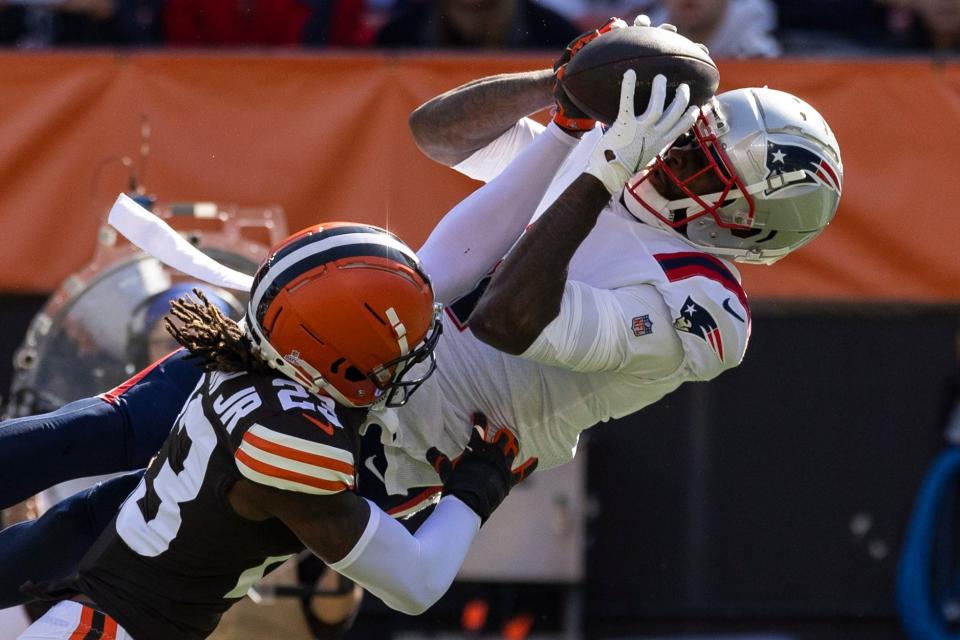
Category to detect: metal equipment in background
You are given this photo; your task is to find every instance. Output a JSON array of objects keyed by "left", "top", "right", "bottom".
[{"left": 5, "top": 199, "right": 287, "bottom": 419}]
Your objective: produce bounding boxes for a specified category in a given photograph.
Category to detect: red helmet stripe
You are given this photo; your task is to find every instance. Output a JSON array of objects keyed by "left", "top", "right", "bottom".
[{"left": 816, "top": 160, "right": 841, "bottom": 192}]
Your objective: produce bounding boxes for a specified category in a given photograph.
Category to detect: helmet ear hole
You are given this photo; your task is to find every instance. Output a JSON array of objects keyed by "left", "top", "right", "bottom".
[
  {"left": 330, "top": 358, "right": 366, "bottom": 382},
  {"left": 344, "top": 366, "right": 366, "bottom": 383}
]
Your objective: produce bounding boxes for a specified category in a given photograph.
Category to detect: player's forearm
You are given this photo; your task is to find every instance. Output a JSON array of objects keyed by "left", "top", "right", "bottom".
[
  {"left": 418, "top": 122, "right": 580, "bottom": 304},
  {"left": 329, "top": 497, "right": 480, "bottom": 615},
  {"left": 408, "top": 70, "right": 555, "bottom": 167},
  {"left": 470, "top": 174, "right": 611, "bottom": 354}
]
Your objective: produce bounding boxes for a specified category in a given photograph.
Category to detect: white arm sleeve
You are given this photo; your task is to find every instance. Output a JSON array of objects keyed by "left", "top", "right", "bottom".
[
  {"left": 329, "top": 496, "right": 481, "bottom": 615},
  {"left": 451, "top": 117, "right": 546, "bottom": 183},
  {"left": 520, "top": 281, "right": 685, "bottom": 377},
  {"left": 418, "top": 122, "right": 579, "bottom": 304}
]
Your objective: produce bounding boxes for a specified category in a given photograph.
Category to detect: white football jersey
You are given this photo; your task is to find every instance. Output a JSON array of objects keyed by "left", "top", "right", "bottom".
[{"left": 370, "top": 120, "right": 752, "bottom": 494}]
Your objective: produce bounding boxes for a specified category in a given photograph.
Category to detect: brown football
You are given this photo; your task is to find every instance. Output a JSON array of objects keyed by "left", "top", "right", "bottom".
[{"left": 560, "top": 25, "right": 720, "bottom": 125}]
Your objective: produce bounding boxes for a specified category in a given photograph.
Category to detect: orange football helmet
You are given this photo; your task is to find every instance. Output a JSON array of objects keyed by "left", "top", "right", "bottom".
[{"left": 246, "top": 222, "right": 441, "bottom": 408}]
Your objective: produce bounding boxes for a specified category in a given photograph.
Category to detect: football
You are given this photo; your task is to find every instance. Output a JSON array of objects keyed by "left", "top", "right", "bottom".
[{"left": 559, "top": 25, "right": 720, "bottom": 125}]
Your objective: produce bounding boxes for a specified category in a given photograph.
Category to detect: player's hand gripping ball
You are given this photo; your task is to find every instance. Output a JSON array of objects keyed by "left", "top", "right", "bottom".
[
  {"left": 559, "top": 15, "right": 719, "bottom": 125},
  {"left": 552, "top": 17, "right": 628, "bottom": 133}
]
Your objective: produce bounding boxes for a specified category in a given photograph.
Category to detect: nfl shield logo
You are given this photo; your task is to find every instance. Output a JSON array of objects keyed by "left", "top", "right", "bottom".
[{"left": 632, "top": 315, "right": 653, "bottom": 337}]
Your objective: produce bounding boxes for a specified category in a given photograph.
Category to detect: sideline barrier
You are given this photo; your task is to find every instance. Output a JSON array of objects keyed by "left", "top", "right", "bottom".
[{"left": 0, "top": 52, "right": 958, "bottom": 300}]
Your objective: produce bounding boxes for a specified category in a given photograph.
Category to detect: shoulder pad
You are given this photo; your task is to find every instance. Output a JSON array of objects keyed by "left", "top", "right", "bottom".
[
  {"left": 652, "top": 252, "right": 752, "bottom": 379},
  {"left": 233, "top": 378, "right": 355, "bottom": 495}
]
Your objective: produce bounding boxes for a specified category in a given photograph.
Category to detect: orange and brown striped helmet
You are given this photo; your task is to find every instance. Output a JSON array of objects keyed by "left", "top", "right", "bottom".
[{"left": 246, "top": 222, "right": 441, "bottom": 408}]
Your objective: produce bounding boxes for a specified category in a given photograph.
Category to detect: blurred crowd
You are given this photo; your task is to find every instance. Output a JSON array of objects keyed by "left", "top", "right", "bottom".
[{"left": 0, "top": 0, "right": 957, "bottom": 54}]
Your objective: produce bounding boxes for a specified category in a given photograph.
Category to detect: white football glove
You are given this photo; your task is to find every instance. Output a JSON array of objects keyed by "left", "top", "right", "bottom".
[
  {"left": 632, "top": 14, "right": 652, "bottom": 27},
  {"left": 632, "top": 13, "right": 709, "bottom": 53},
  {"left": 584, "top": 70, "right": 700, "bottom": 195}
]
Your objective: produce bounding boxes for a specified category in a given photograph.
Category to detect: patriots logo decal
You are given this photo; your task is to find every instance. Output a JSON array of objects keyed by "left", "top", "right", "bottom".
[
  {"left": 673, "top": 296, "right": 724, "bottom": 361},
  {"left": 765, "top": 142, "right": 841, "bottom": 196}
]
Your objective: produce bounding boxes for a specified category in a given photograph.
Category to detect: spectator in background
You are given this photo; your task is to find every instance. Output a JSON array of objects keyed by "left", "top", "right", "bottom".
[
  {"left": 648, "top": 0, "right": 780, "bottom": 57},
  {"left": 773, "top": 0, "right": 890, "bottom": 55},
  {"left": 0, "top": 0, "right": 169, "bottom": 47},
  {"left": 375, "top": 0, "right": 581, "bottom": 48},
  {"left": 163, "top": 0, "right": 311, "bottom": 46},
  {"left": 0, "top": 0, "right": 371, "bottom": 47},
  {"left": 775, "top": 0, "right": 960, "bottom": 55},
  {"left": 0, "top": 0, "right": 121, "bottom": 47},
  {"left": 114, "top": 0, "right": 166, "bottom": 44},
  {"left": 567, "top": 0, "right": 658, "bottom": 30},
  {"left": 883, "top": 0, "right": 960, "bottom": 52},
  {"left": 302, "top": 0, "right": 373, "bottom": 45},
  {"left": 162, "top": 0, "right": 372, "bottom": 46}
]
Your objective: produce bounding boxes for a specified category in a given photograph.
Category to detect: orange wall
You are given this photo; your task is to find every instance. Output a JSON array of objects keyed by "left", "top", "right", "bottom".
[{"left": 1, "top": 52, "right": 958, "bottom": 301}]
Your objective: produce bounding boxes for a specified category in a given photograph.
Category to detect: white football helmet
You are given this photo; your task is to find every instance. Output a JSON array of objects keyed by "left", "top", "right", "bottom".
[{"left": 623, "top": 87, "right": 843, "bottom": 264}]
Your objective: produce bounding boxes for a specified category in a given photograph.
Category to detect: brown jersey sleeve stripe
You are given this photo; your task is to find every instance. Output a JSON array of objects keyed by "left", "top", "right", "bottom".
[
  {"left": 236, "top": 448, "right": 353, "bottom": 493},
  {"left": 242, "top": 431, "right": 354, "bottom": 475}
]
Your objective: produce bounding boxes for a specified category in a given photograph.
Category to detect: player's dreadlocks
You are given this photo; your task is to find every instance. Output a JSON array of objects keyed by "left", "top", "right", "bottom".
[{"left": 166, "top": 289, "right": 270, "bottom": 374}]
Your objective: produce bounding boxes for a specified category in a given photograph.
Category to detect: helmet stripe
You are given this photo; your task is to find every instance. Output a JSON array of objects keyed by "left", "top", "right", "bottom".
[
  {"left": 251, "top": 232, "right": 423, "bottom": 327},
  {"left": 268, "top": 224, "right": 381, "bottom": 265},
  {"left": 250, "top": 224, "right": 426, "bottom": 291},
  {"left": 816, "top": 160, "right": 841, "bottom": 192}
]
